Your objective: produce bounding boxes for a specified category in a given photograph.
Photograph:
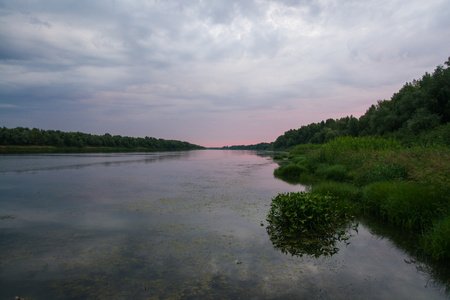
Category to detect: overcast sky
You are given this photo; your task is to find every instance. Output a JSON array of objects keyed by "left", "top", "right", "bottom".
[{"left": 1, "top": 0, "right": 449, "bottom": 147}]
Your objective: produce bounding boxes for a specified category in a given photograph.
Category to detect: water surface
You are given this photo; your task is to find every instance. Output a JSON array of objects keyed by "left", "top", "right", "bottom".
[{"left": 0, "top": 150, "right": 447, "bottom": 299}]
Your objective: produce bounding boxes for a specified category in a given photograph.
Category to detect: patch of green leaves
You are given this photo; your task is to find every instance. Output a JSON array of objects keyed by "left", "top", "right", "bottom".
[{"left": 266, "top": 192, "right": 357, "bottom": 257}]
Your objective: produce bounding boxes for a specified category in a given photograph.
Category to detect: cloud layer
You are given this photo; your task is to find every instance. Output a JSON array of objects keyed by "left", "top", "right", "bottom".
[{"left": 1, "top": 0, "right": 449, "bottom": 146}]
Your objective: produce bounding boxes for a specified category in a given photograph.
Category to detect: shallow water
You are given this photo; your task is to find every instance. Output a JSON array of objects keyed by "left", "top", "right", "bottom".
[{"left": 0, "top": 150, "right": 448, "bottom": 299}]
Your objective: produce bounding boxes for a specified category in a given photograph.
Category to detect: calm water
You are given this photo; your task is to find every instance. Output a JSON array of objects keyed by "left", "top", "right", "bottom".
[{"left": 0, "top": 150, "right": 448, "bottom": 299}]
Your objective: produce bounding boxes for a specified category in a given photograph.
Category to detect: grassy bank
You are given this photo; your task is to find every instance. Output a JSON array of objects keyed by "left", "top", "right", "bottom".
[{"left": 273, "top": 133, "right": 450, "bottom": 261}]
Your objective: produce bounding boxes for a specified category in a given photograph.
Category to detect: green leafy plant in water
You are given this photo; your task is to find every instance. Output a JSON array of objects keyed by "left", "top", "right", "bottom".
[{"left": 266, "top": 192, "right": 357, "bottom": 257}]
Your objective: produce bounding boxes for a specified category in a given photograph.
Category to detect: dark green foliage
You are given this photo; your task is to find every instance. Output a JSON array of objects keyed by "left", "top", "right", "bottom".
[
  {"left": 273, "top": 164, "right": 307, "bottom": 182},
  {"left": 222, "top": 142, "right": 273, "bottom": 150},
  {"left": 310, "top": 182, "right": 362, "bottom": 204},
  {"left": 0, "top": 127, "right": 204, "bottom": 151},
  {"left": 390, "top": 123, "right": 450, "bottom": 147},
  {"left": 273, "top": 133, "right": 450, "bottom": 260},
  {"left": 266, "top": 192, "right": 357, "bottom": 257},
  {"left": 422, "top": 215, "right": 450, "bottom": 260},
  {"left": 315, "top": 164, "right": 348, "bottom": 181},
  {"left": 324, "top": 165, "right": 348, "bottom": 181},
  {"left": 362, "top": 182, "right": 447, "bottom": 230},
  {"left": 291, "top": 156, "right": 306, "bottom": 165},
  {"left": 365, "top": 162, "right": 408, "bottom": 183},
  {"left": 273, "top": 116, "right": 360, "bottom": 149}
]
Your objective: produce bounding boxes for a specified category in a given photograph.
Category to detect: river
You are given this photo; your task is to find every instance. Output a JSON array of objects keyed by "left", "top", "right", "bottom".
[{"left": 0, "top": 150, "right": 448, "bottom": 299}]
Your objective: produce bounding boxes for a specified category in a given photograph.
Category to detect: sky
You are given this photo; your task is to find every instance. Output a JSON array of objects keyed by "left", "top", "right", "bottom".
[{"left": 1, "top": 0, "right": 449, "bottom": 147}]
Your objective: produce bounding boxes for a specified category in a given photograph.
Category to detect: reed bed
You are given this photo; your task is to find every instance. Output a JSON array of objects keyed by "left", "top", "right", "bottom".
[{"left": 272, "top": 135, "right": 450, "bottom": 260}]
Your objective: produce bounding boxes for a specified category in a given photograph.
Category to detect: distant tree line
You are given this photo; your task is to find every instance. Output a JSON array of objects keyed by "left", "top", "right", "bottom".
[
  {"left": 222, "top": 142, "right": 273, "bottom": 150},
  {"left": 273, "top": 58, "right": 450, "bottom": 149},
  {"left": 0, "top": 127, "right": 203, "bottom": 150}
]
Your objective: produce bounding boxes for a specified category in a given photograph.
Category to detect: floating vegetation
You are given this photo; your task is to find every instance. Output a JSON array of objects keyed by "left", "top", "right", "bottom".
[{"left": 266, "top": 192, "right": 357, "bottom": 257}]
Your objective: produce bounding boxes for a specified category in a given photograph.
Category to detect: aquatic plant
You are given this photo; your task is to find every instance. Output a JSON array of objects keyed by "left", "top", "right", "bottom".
[{"left": 266, "top": 192, "right": 357, "bottom": 257}]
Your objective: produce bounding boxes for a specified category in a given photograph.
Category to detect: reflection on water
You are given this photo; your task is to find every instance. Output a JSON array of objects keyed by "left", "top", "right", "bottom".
[
  {"left": 0, "top": 150, "right": 448, "bottom": 299},
  {"left": 0, "top": 152, "right": 190, "bottom": 174},
  {"left": 359, "top": 216, "right": 450, "bottom": 295},
  {"left": 267, "top": 221, "right": 358, "bottom": 258}
]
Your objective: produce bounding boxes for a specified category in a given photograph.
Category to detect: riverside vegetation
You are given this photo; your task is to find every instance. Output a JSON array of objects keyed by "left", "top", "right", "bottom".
[
  {"left": 271, "top": 134, "right": 449, "bottom": 261},
  {"left": 266, "top": 191, "right": 358, "bottom": 258},
  {"left": 0, "top": 127, "right": 204, "bottom": 152},
  {"left": 268, "top": 57, "right": 450, "bottom": 263}
]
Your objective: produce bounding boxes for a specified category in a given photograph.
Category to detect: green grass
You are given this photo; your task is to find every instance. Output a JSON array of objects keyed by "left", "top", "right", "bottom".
[
  {"left": 422, "top": 215, "right": 450, "bottom": 260},
  {"left": 271, "top": 134, "right": 450, "bottom": 260},
  {"left": 273, "top": 164, "right": 308, "bottom": 183},
  {"left": 315, "top": 164, "right": 348, "bottom": 181},
  {"left": 310, "top": 181, "right": 362, "bottom": 203},
  {"left": 362, "top": 182, "right": 447, "bottom": 229}
]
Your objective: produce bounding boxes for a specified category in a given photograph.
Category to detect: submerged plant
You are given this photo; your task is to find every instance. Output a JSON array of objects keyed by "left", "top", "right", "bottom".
[{"left": 266, "top": 192, "right": 357, "bottom": 257}]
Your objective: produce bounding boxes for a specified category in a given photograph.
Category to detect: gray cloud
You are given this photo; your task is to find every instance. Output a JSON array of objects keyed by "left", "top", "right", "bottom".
[{"left": 1, "top": 0, "right": 449, "bottom": 146}]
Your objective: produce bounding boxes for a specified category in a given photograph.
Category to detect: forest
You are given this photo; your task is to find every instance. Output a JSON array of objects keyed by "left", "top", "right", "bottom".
[
  {"left": 272, "top": 58, "right": 450, "bottom": 149},
  {"left": 0, "top": 127, "right": 203, "bottom": 151}
]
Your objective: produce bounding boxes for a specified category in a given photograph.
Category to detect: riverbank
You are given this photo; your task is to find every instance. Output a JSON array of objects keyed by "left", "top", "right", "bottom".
[
  {"left": 0, "top": 145, "right": 202, "bottom": 153},
  {"left": 273, "top": 135, "right": 450, "bottom": 261}
]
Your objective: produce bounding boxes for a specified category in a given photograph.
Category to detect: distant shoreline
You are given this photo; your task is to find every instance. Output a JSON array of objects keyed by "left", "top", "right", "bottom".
[{"left": 0, "top": 145, "right": 202, "bottom": 154}]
